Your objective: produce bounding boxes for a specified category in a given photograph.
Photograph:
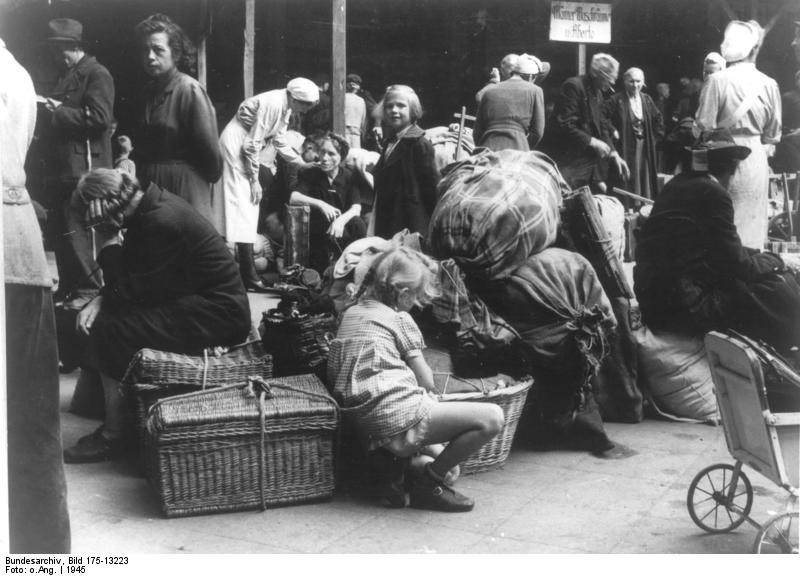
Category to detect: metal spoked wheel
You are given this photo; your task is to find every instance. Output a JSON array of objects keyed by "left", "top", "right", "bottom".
[
  {"left": 687, "top": 463, "right": 754, "bottom": 533},
  {"left": 753, "top": 512, "right": 799, "bottom": 554}
]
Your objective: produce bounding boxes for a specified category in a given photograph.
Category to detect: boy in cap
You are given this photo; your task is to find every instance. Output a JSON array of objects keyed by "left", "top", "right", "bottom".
[{"left": 345, "top": 73, "right": 368, "bottom": 149}]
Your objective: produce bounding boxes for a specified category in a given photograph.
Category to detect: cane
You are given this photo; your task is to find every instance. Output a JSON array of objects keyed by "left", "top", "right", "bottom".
[{"left": 83, "top": 106, "right": 96, "bottom": 262}]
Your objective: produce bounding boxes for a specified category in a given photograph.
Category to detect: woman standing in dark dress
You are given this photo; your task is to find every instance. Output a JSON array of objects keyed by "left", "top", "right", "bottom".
[
  {"left": 289, "top": 132, "right": 369, "bottom": 274},
  {"left": 371, "top": 85, "right": 440, "bottom": 241},
  {"left": 606, "top": 67, "right": 664, "bottom": 205},
  {"left": 63, "top": 169, "right": 250, "bottom": 463},
  {"left": 134, "top": 14, "right": 222, "bottom": 223}
]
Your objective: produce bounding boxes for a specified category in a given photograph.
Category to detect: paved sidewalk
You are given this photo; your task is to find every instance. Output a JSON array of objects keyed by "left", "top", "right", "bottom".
[{"left": 59, "top": 365, "right": 792, "bottom": 555}]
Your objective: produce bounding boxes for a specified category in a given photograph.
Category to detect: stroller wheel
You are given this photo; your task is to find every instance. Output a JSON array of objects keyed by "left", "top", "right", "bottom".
[
  {"left": 687, "top": 463, "right": 753, "bottom": 533},
  {"left": 753, "top": 512, "right": 799, "bottom": 554}
]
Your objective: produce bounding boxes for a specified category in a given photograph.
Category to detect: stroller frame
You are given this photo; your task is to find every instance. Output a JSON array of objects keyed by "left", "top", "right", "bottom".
[{"left": 686, "top": 331, "right": 799, "bottom": 553}]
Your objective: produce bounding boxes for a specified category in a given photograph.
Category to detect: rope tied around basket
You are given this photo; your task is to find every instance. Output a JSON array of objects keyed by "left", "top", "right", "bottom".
[
  {"left": 244, "top": 375, "right": 339, "bottom": 511},
  {"left": 246, "top": 376, "right": 273, "bottom": 511}
]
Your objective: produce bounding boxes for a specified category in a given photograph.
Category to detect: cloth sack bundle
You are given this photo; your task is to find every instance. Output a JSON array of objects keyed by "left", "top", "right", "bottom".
[
  {"left": 470, "top": 248, "right": 616, "bottom": 409},
  {"left": 425, "top": 125, "right": 475, "bottom": 173},
  {"left": 428, "top": 149, "right": 568, "bottom": 281},
  {"left": 635, "top": 326, "right": 719, "bottom": 424}
]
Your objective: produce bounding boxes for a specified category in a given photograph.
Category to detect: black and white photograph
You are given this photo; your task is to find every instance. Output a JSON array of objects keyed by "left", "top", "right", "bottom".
[{"left": 1, "top": 0, "right": 799, "bottom": 564}]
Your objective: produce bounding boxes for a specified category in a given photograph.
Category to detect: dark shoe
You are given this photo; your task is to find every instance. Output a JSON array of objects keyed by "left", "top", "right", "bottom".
[
  {"left": 409, "top": 466, "right": 474, "bottom": 512},
  {"left": 244, "top": 279, "right": 271, "bottom": 293},
  {"left": 237, "top": 243, "right": 270, "bottom": 292},
  {"left": 63, "top": 429, "right": 124, "bottom": 464}
]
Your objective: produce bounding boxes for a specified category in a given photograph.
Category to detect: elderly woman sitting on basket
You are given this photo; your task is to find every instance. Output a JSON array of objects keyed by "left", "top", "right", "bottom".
[{"left": 64, "top": 168, "right": 251, "bottom": 463}]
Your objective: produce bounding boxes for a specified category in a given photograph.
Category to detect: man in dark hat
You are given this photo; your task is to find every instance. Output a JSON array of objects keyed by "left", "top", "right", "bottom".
[
  {"left": 43, "top": 18, "right": 115, "bottom": 310},
  {"left": 634, "top": 130, "right": 800, "bottom": 354}
]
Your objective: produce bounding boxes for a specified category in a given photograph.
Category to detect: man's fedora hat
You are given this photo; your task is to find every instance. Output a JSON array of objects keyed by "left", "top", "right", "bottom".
[{"left": 46, "top": 18, "right": 85, "bottom": 45}]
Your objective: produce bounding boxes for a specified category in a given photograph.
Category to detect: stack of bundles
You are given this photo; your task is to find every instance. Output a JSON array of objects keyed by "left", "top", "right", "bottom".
[
  {"left": 561, "top": 187, "right": 643, "bottom": 423},
  {"left": 468, "top": 248, "right": 618, "bottom": 453},
  {"left": 428, "top": 149, "right": 568, "bottom": 282},
  {"left": 425, "top": 125, "right": 475, "bottom": 173}
]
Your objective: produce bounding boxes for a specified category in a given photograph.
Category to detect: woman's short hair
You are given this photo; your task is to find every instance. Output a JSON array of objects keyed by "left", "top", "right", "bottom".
[
  {"left": 134, "top": 13, "right": 196, "bottom": 74},
  {"left": 374, "top": 85, "right": 423, "bottom": 125},
  {"left": 312, "top": 132, "right": 350, "bottom": 162}
]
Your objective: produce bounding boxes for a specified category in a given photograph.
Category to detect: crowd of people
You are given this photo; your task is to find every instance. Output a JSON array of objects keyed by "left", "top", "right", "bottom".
[{"left": 3, "top": 11, "right": 800, "bottom": 552}]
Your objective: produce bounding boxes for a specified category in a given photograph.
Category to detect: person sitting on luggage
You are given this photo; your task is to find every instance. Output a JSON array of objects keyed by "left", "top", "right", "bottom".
[
  {"left": 327, "top": 246, "right": 504, "bottom": 512},
  {"left": 634, "top": 129, "right": 800, "bottom": 356},
  {"left": 64, "top": 168, "right": 251, "bottom": 463},
  {"left": 289, "top": 132, "right": 370, "bottom": 274}
]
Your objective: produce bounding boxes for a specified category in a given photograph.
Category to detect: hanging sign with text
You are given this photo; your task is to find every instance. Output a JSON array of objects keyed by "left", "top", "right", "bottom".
[{"left": 549, "top": 2, "right": 612, "bottom": 44}]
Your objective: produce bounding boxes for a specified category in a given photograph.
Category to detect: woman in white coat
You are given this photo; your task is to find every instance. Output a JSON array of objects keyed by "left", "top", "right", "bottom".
[{"left": 218, "top": 77, "right": 318, "bottom": 291}]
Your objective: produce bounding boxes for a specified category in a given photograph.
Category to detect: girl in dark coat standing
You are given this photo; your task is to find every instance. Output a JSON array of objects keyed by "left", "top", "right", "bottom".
[{"left": 371, "top": 85, "right": 440, "bottom": 241}]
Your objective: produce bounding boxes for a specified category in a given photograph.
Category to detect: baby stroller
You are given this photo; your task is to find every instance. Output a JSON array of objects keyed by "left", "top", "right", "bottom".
[{"left": 686, "top": 331, "right": 799, "bottom": 553}]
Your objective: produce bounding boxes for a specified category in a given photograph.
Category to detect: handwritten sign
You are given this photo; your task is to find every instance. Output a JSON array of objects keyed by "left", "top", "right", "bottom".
[{"left": 549, "top": 2, "right": 612, "bottom": 44}]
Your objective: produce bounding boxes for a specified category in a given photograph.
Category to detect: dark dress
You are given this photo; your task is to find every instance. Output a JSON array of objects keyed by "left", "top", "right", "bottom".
[
  {"left": 136, "top": 69, "right": 222, "bottom": 223},
  {"left": 634, "top": 172, "right": 800, "bottom": 352},
  {"left": 372, "top": 124, "right": 440, "bottom": 240},
  {"left": 296, "top": 165, "right": 369, "bottom": 273},
  {"left": 88, "top": 184, "right": 250, "bottom": 379},
  {"left": 605, "top": 92, "right": 664, "bottom": 203}
]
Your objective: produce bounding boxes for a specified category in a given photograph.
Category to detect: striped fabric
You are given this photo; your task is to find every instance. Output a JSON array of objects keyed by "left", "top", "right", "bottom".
[{"left": 428, "top": 149, "right": 569, "bottom": 281}]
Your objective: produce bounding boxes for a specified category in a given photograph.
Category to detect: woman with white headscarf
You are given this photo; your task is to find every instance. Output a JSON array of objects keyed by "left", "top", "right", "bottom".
[
  {"left": 218, "top": 77, "right": 319, "bottom": 291},
  {"left": 696, "top": 20, "right": 782, "bottom": 249}
]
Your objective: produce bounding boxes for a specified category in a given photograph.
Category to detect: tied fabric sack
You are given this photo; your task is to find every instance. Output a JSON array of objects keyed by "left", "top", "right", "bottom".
[
  {"left": 470, "top": 248, "right": 617, "bottom": 452},
  {"left": 635, "top": 326, "right": 719, "bottom": 424},
  {"left": 428, "top": 149, "right": 568, "bottom": 281}
]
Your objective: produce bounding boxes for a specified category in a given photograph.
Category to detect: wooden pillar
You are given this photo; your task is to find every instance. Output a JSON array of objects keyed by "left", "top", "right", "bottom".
[
  {"left": 577, "top": 43, "right": 586, "bottom": 75},
  {"left": 244, "top": 0, "right": 255, "bottom": 99},
  {"left": 332, "top": 0, "right": 346, "bottom": 135}
]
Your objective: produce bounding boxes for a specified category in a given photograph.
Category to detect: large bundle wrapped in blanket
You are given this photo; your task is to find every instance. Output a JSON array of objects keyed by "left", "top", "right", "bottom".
[
  {"left": 469, "top": 247, "right": 618, "bottom": 452},
  {"left": 428, "top": 149, "right": 569, "bottom": 281}
]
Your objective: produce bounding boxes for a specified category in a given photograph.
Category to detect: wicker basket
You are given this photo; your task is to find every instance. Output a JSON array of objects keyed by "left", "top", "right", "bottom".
[
  {"left": 259, "top": 309, "right": 337, "bottom": 376},
  {"left": 436, "top": 372, "right": 534, "bottom": 474},
  {"left": 145, "top": 374, "right": 339, "bottom": 518},
  {"left": 124, "top": 341, "right": 273, "bottom": 455}
]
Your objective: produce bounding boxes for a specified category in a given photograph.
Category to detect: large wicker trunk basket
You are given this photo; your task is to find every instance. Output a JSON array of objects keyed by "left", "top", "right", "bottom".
[
  {"left": 122, "top": 341, "right": 273, "bottom": 453},
  {"left": 145, "top": 374, "right": 339, "bottom": 518}
]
